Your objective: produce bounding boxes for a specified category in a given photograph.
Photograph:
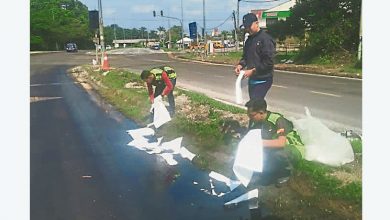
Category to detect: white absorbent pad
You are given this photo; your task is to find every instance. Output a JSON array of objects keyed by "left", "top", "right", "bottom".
[
  {"left": 233, "top": 129, "right": 263, "bottom": 187},
  {"left": 235, "top": 70, "right": 245, "bottom": 104}
]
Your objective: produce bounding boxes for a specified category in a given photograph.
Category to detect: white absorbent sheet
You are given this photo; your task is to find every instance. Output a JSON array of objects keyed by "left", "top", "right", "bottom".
[
  {"left": 160, "top": 137, "right": 183, "bottom": 154},
  {"left": 152, "top": 96, "right": 171, "bottom": 128},
  {"left": 127, "top": 127, "right": 155, "bottom": 140},
  {"left": 233, "top": 129, "right": 263, "bottom": 187},
  {"left": 159, "top": 153, "right": 178, "bottom": 166},
  {"left": 235, "top": 70, "right": 245, "bottom": 104},
  {"left": 127, "top": 138, "right": 150, "bottom": 151},
  {"left": 209, "top": 171, "right": 241, "bottom": 191},
  {"left": 179, "top": 147, "right": 196, "bottom": 161},
  {"left": 127, "top": 136, "right": 162, "bottom": 152},
  {"left": 224, "top": 189, "right": 259, "bottom": 205}
]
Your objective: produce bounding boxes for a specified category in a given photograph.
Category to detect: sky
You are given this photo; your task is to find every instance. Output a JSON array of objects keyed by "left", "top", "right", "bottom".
[{"left": 79, "top": 0, "right": 289, "bottom": 34}]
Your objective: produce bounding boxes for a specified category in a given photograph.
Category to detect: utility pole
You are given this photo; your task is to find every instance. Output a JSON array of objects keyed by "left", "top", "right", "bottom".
[
  {"left": 237, "top": 1, "right": 239, "bottom": 28},
  {"left": 113, "top": 19, "right": 117, "bottom": 41},
  {"left": 358, "top": 7, "right": 362, "bottom": 61},
  {"left": 50, "top": 9, "right": 59, "bottom": 51},
  {"left": 168, "top": 19, "right": 172, "bottom": 49},
  {"left": 233, "top": 10, "right": 238, "bottom": 51},
  {"left": 181, "top": 0, "right": 185, "bottom": 50},
  {"left": 203, "top": 0, "right": 207, "bottom": 55},
  {"left": 98, "top": 0, "right": 105, "bottom": 65}
]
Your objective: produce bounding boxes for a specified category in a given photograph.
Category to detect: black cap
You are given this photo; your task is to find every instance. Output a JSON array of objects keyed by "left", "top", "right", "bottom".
[{"left": 240, "top": 13, "right": 258, "bottom": 29}]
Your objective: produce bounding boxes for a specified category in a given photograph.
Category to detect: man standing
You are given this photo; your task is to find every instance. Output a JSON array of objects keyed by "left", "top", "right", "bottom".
[
  {"left": 235, "top": 13, "right": 276, "bottom": 100},
  {"left": 141, "top": 66, "right": 177, "bottom": 116}
]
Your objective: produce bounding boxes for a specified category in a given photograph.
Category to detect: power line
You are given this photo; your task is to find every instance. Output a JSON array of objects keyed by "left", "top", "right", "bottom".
[{"left": 211, "top": 14, "right": 233, "bottom": 30}]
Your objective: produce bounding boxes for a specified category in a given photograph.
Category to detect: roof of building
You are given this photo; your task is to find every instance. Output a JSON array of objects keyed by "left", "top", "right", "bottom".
[{"left": 265, "top": 0, "right": 296, "bottom": 12}]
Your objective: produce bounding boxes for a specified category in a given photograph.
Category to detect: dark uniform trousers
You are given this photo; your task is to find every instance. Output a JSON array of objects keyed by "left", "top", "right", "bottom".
[{"left": 154, "top": 78, "right": 176, "bottom": 115}]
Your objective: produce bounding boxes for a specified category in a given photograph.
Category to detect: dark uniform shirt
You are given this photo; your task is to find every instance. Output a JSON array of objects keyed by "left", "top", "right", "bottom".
[
  {"left": 248, "top": 111, "right": 294, "bottom": 140},
  {"left": 239, "top": 30, "right": 276, "bottom": 81}
]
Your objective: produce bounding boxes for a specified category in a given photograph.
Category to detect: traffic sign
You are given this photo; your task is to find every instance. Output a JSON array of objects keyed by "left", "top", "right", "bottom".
[{"left": 189, "top": 22, "right": 197, "bottom": 40}]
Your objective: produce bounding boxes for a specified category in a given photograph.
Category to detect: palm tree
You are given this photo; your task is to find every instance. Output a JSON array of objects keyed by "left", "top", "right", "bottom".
[
  {"left": 140, "top": 27, "right": 147, "bottom": 39},
  {"left": 157, "top": 26, "right": 166, "bottom": 32}
]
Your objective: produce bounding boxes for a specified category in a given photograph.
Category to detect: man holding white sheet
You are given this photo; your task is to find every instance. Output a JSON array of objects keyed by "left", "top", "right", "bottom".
[
  {"left": 141, "top": 66, "right": 177, "bottom": 116},
  {"left": 245, "top": 98, "right": 304, "bottom": 186},
  {"left": 234, "top": 13, "right": 276, "bottom": 100}
]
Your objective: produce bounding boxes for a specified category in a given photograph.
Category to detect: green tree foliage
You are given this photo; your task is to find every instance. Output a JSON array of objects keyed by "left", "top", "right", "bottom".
[
  {"left": 102, "top": 25, "right": 160, "bottom": 47},
  {"left": 169, "top": 25, "right": 183, "bottom": 43},
  {"left": 267, "top": 0, "right": 361, "bottom": 61},
  {"left": 31, "top": 0, "right": 92, "bottom": 50}
]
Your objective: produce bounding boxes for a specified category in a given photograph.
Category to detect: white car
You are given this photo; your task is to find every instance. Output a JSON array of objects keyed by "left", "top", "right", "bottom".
[{"left": 106, "top": 45, "right": 112, "bottom": 50}]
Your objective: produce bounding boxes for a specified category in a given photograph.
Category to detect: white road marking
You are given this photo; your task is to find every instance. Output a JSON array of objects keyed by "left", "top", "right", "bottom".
[
  {"left": 30, "top": 96, "right": 63, "bottom": 103},
  {"left": 272, "top": 84, "right": 288, "bottom": 89},
  {"left": 214, "top": 75, "right": 224, "bottom": 78},
  {"left": 277, "top": 69, "right": 362, "bottom": 81},
  {"left": 30, "top": 82, "right": 79, "bottom": 87},
  {"left": 310, "top": 90, "right": 341, "bottom": 97}
]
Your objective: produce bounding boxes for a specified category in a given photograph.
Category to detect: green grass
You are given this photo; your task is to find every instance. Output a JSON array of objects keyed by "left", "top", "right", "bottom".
[
  {"left": 178, "top": 90, "right": 245, "bottom": 114},
  {"left": 275, "top": 51, "right": 299, "bottom": 63},
  {"left": 351, "top": 139, "right": 362, "bottom": 154},
  {"left": 296, "top": 160, "right": 362, "bottom": 205}
]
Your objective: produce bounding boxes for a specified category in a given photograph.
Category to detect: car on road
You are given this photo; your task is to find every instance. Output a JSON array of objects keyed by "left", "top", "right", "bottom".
[
  {"left": 106, "top": 45, "right": 112, "bottom": 50},
  {"left": 65, "top": 43, "right": 78, "bottom": 52},
  {"left": 150, "top": 44, "right": 160, "bottom": 50}
]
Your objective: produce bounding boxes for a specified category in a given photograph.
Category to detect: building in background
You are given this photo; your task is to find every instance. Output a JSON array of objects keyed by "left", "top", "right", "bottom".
[
  {"left": 211, "top": 28, "right": 220, "bottom": 37},
  {"left": 262, "top": 0, "right": 296, "bottom": 27},
  {"left": 250, "top": 9, "right": 269, "bottom": 28}
]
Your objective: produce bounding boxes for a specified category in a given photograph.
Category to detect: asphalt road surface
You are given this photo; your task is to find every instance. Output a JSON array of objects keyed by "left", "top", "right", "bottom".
[
  {"left": 30, "top": 52, "right": 256, "bottom": 220},
  {"left": 105, "top": 49, "right": 362, "bottom": 134}
]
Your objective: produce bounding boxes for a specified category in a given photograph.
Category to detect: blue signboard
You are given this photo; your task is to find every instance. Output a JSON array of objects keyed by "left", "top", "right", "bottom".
[{"left": 189, "top": 22, "right": 197, "bottom": 40}]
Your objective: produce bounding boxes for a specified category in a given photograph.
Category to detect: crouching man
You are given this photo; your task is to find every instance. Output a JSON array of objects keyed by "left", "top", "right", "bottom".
[{"left": 245, "top": 98, "right": 304, "bottom": 186}]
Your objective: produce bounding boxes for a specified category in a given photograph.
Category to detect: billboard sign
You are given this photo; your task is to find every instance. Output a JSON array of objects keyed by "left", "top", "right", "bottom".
[{"left": 189, "top": 22, "right": 197, "bottom": 40}]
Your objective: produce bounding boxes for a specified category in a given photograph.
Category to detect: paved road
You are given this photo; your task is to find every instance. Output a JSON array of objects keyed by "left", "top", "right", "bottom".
[
  {"left": 30, "top": 52, "right": 254, "bottom": 220},
  {"left": 104, "top": 49, "right": 362, "bottom": 134}
]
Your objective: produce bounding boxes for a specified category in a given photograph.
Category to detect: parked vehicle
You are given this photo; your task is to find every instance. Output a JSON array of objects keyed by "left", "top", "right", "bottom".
[
  {"left": 189, "top": 42, "right": 205, "bottom": 50},
  {"left": 150, "top": 44, "right": 160, "bottom": 50},
  {"left": 106, "top": 45, "right": 112, "bottom": 50},
  {"left": 65, "top": 43, "right": 78, "bottom": 52},
  {"left": 212, "top": 41, "right": 224, "bottom": 49}
]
